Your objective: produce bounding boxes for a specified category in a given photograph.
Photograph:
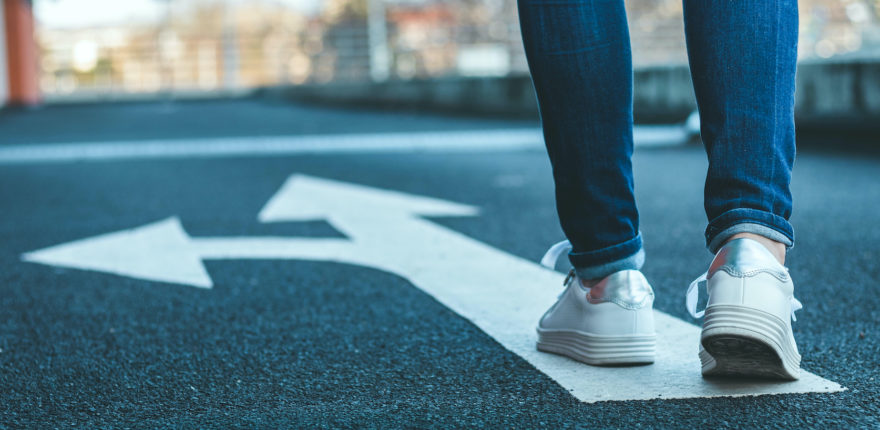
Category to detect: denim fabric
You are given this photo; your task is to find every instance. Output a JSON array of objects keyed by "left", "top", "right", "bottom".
[
  {"left": 572, "top": 237, "right": 645, "bottom": 280},
  {"left": 684, "top": 0, "right": 799, "bottom": 255},
  {"left": 708, "top": 220, "right": 794, "bottom": 255},
  {"left": 517, "top": 0, "right": 799, "bottom": 277}
]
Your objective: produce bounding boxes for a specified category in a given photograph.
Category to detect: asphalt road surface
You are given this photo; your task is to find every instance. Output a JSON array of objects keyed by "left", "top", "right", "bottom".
[{"left": 0, "top": 99, "right": 878, "bottom": 428}]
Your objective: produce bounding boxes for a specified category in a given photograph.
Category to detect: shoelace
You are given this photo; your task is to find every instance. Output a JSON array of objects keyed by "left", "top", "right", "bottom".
[
  {"left": 541, "top": 240, "right": 576, "bottom": 291},
  {"left": 540, "top": 239, "right": 572, "bottom": 270},
  {"left": 686, "top": 270, "right": 803, "bottom": 321}
]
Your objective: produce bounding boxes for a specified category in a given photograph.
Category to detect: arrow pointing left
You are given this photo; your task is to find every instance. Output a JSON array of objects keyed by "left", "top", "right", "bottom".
[{"left": 21, "top": 217, "right": 363, "bottom": 289}]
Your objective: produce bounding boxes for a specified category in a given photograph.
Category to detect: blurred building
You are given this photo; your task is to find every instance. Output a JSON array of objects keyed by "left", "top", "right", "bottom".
[
  {"left": 36, "top": 1, "right": 315, "bottom": 95},
  {"left": 24, "top": 0, "right": 880, "bottom": 99}
]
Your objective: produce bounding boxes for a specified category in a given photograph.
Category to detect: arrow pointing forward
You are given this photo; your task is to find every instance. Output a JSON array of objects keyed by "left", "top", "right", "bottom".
[
  {"left": 259, "top": 174, "right": 480, "bottom": 222},
  {"left": 21, "top": 174, "right": 843, "bottom": 403}
]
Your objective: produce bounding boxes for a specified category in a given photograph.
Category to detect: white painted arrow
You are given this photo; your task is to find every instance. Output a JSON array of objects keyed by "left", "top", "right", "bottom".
[
  {"left": 22, "top": 174, "right": 843, "bottom": 403},
  {"left": 21, "top": 217, "right": 363, "bottom": 289}
]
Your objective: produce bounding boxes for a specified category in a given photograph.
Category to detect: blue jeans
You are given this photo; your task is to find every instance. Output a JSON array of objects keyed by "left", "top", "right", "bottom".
[{"left": 517, "top": 0, "right": 798, "bottom": 279}]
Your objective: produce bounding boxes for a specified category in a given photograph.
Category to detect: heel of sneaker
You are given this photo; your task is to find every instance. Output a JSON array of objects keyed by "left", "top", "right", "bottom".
[
  {"left": 536, "top": 328, "right": 656, "bottom": 366},
  {"left": 700, "top": 304, "right": 801, "bottom": 380}
]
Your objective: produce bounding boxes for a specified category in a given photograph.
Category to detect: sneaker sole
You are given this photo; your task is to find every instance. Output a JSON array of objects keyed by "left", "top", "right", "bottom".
[
  {"left": 700, "top": 304, "right": 801, "bottom": 380},
  {"left": 536, "top": 327, "right": 656, "bottom": 366}
]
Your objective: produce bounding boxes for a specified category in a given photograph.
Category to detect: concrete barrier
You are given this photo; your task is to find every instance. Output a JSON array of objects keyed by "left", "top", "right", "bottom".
[
  {"left": 272, "top": 60, "right": 880, "bottom": 132},
  {"left": 265, "top": 75, "right": 540, "bottom": 118}
]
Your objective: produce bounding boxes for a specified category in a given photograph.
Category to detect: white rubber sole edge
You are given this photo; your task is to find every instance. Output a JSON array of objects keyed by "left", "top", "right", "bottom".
[
  {"left": 536, "top": 327, "right": 656, "bottom": 366},
  {"left": 700, "top": 304, "right": 802, "bottom": 379}
]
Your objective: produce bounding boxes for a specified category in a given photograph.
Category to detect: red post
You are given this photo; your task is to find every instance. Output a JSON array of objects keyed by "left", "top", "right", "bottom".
[{"left": 4, "top": 0, "right": 40, "bottom": 106}]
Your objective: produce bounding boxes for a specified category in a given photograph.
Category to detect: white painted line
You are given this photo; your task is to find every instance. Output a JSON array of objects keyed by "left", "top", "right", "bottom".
[
  {"left": 22, "top": 174, "right": 843, "bottom": 403},
  {"left": 0, "top": 126, "right": 687, "bottom": 165},
  {"left": 634, "top": 124, "right": 691, "bottom": 147}
]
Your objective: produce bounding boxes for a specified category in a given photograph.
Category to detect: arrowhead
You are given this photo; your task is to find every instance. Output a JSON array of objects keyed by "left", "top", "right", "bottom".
[
  {"left": 22, "top": 217, "right": 213, "bottom": 288},
  {"left": 258, "top": 174, "right": 479, "bottom": 222}
]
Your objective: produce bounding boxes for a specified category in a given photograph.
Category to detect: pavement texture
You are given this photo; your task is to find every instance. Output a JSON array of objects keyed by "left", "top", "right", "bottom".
[{"left": 0, "top": 99, "right": 878, "bottom": 428}]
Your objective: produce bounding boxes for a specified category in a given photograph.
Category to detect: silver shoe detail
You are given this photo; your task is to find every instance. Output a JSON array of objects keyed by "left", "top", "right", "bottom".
[
  {"left": 587, "top": 270, "right": 654, "bottom": 310},
  {"left": 708, "top": 238, "right": 790, "bottom": 281}
]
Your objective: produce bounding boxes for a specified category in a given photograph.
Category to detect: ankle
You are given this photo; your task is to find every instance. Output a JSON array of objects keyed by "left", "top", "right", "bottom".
[
  {"left": 579, "top": 277, "right": 601, "bottom": 289},
  {"left": 725, "top": 233, "right": 786, "bottom": 265}
]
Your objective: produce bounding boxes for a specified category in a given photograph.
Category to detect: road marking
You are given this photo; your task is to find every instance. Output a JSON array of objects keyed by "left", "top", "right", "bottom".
[
  {"left": 21, "top": 174, "right": 842, "bottom": 403},
  {"left": 0, "top": 126, "right": 687, "bottom": 164}
]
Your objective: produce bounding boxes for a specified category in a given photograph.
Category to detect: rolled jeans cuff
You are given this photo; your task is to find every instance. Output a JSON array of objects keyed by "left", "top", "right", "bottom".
[
  {"left": 706, "top": 208, "right": 794, "bottom": 254},
  {"left": 569, "top": 233, "right": 645, "bottom": 280}
]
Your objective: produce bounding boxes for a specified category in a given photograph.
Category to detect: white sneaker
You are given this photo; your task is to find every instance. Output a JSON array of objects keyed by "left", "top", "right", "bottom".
[
  {"left": 687, "top": 237, "right": 803, "bottom": 380},
  {"left": 536, "top": 240, "right": 656, "bottom": 365}
]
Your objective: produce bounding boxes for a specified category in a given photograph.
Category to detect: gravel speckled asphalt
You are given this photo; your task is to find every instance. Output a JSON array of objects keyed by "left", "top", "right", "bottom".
[{"left": 0, "top": 99, "right": 878, "bottom": 428}]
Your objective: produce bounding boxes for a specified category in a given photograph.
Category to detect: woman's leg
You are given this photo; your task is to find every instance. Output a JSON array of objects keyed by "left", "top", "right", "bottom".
[
  {"left": 682, "top": 0, "right": 803, "bottom": 380},
  {"left": 682, "top": 0, "right": 799, "bottom": 253},
  {"left": 517, "top": 0, "right": 642, "bottom": 279}
]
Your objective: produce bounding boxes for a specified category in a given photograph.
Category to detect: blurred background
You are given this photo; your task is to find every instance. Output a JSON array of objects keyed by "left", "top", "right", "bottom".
[
  {"left": 0, "top": 0, "right": 876, "bottom": 103},
  {"left": 0, "top": 0, "right": 876, "bottom": 139}
]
